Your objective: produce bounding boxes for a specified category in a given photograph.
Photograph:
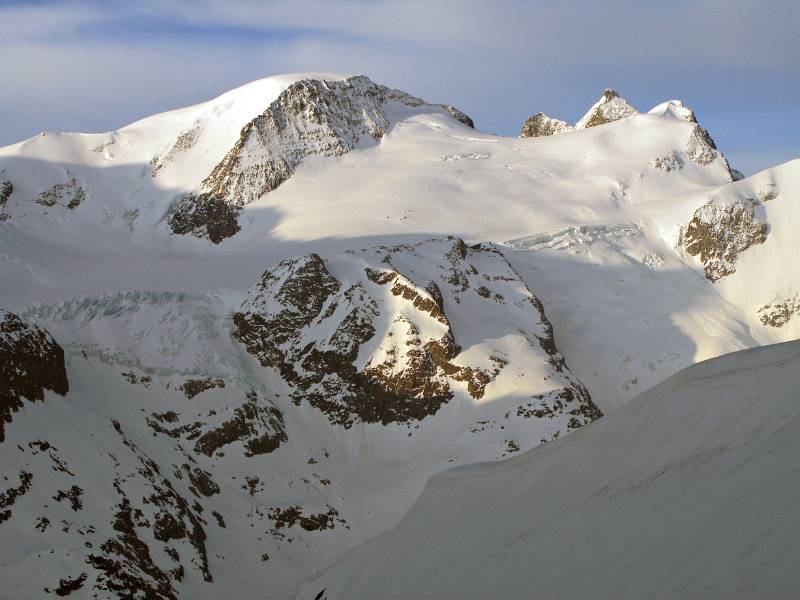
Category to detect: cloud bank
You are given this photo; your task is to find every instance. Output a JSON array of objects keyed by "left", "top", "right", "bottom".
[{"left": 1, "top": 0, "right": 798, "bottom": 174}]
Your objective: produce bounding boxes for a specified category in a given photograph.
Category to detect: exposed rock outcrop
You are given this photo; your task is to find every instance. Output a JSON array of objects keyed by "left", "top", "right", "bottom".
[
  {"left": 0, "top": 177, "right": 12, "bottom": 206},
  {"left": 151, "top": 125, "right": 200, "bottom": 176},
  {"left": 0, "top": 176, "right": 11, "bottom": 221},
  {"left": 167, "top": 194, "right": 241, "bottom": 244},
  {"left": 193, "top": 391, "right": 287, "bottom": 457},
  {"left": 758, "top": 295, "right": 800, "bottom": 327},
  {"left": 0, "top": 308, "right": 69, "bottom": 442},
  {"left": 34, "top": 174, "right": 85, "bottom": 209},
  {"left": 682, "top": 198, "right": 767, "bottom": 281}
]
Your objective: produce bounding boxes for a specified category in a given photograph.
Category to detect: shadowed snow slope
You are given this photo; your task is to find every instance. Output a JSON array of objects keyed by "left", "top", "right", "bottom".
[{"left": 297, "top": 340, "right": 800, "bottom": 600}]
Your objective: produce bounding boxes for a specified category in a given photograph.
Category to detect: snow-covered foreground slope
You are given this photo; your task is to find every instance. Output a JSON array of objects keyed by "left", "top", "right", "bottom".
[
  {"left": 297, "top": 340, "right": 800, "bottom": 600},
  {"left": 0, "top": 72, "right": 798, "bottom": 598}
]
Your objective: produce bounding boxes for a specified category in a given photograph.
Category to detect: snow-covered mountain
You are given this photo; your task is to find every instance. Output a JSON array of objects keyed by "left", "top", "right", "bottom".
[
  {"left": 297, "top": 340, "right": 800, "bottom": 600},
  {"left": 0, "top": 73, "right": 797, "bottom": 599}
]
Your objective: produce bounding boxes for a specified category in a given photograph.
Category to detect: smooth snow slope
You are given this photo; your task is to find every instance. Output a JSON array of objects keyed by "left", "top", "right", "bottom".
[{"left": 297, "top": 340, "right": 800, "bottom": 600}]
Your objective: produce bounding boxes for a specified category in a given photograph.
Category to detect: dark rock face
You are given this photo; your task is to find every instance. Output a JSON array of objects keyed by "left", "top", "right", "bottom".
[
  {"left": 33, "top": 174, "right": 85, "bottom": 209},
  {"left": 0, "top": 177, "right": 11, "bottom": 221},
  {"left": 180, "top": 377, "right": 225, "bottom": 399},
  {"left": 268, "top": 505, "right": 342, "bottom": 532},
  {"left": 88, "top": 420, "right": 212, "bottom": 597},
  {"left": 683, "top": 198, "right": 767, "bottom": 281},
  {"left": 0, "top": 470, "right": 33, "bottom": 524},
  {"left": 145, "top": 389, "right": 287, "bottom": 459},
  {"left": 168, "top": 75, "right": 469, "bottom": 242},
  {"left": 167, "top": 193, "right": 241, "bottom": 245},
  {"left": 0, "top": 178, "right": 12, "bottom": 206},
  {"left": 193, "top": 391, "right": 287, "bottom": 457},
  {"left": 233, "top": 238, "right": 599, "bottom": 429},
  {"left": 0, "top": 309, "right": 69, "bottom": 442},
  {"left": 54, "top": 572, "right": 87, "bottom": 596}
]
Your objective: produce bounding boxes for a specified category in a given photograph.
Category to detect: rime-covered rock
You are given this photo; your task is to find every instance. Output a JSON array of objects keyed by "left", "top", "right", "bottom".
[
  {"left": 520, "top": 112, "right": 574, "bottom": 137},
  {"left": 682, "top": 197, "right": 767, "bottom": 281},
  {"left": 758, "top": 295, "right": 800, "bottom": 327},
  {"left": 575, "top": 89, "right": 638, "bottom": 129}
]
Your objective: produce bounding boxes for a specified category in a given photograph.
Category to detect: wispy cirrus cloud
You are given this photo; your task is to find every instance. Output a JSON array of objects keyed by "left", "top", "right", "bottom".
[{"left": 1, "top": 0, "right": 797, "bottom": 174}]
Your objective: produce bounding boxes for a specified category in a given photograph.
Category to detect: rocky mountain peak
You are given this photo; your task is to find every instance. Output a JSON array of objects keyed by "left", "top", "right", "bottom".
[
  {"left": 575, "top": 88, "right": 638, "bottom": 129},
  {"left": 520, "top": 112, "right": 574, "bottom": 138},
  {"left": 167, "top": 75, "right": 473, "bottom": 243}
]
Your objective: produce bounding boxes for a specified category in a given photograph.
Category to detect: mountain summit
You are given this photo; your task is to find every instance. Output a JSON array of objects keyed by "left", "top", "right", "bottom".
[
  {"left": 575, "top": 88, "right": 638, "bottom": 129},
  {"left": 520, "top": 88, "right": 637, "bottom": 137}
]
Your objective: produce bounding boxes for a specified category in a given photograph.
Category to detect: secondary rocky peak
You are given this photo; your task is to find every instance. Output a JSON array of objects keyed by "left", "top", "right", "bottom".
[
  {"left": 520, "top": 112, "right": 574, "bottom": 138},
  {"left": 647, "top": 100, "right": 738, "bottom": 179},
  {"left": 575, "top": 88, "right": 638, "bottom": 129},
  {"left": 520, "top": 88, "right": 637, "bottom": 138}
]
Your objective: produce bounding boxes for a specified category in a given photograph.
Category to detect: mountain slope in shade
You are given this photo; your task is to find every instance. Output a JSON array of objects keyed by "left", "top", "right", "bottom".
[
  {"left": 0, "top": 238, "right": 596, "bottom": 599},
  {"left": 297, "top": 340, "right": 800, "bottom": 600}
]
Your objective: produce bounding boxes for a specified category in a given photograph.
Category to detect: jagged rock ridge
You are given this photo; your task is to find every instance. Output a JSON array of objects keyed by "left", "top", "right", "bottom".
[{"left": 233, "top": 237, "right": 599, "bottom": 429}]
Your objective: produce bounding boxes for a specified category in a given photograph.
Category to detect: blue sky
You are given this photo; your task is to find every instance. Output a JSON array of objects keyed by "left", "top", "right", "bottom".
[{"left": 1, "top": 0, "right": 797, "bottom": 175}]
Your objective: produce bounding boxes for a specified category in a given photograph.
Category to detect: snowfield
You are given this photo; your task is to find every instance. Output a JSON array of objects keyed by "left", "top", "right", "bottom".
[
  {"left": 297, "top": 340, "right": 800, "bottom": 600},
  {"left": 0, "top": 73, "right": 797, "bottom": 599}
]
